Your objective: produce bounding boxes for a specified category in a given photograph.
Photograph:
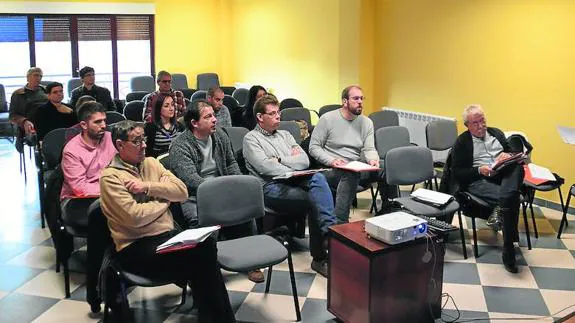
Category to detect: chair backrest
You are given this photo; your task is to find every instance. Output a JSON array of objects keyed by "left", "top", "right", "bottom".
[
  {"left": 221, "top": 86, "right": 236, "bottom": 96},
  {"left": 375, "top": 126, "right": 411, "bottom": 163},
  {"left": 66, "top": 78, "right": 82, "bottom": 97},
  {"left": 278, "top": 121, "right": 302, "bottom": 144},
  {"left": 180, "top": 88, "right": 196, "bottom": 100},
  {"left": 232, "top": 88, "right": 249, "bottom": 107},
  {"left": 197, "top": 175, "right": 264, "bottom": 227},
  {"left": 426, "top": 119, "right": 458, "bottom": 151},
  {"left": 190, "top": 90, "right": 207, "bottom": 102},
  {"left": 0, "top": 84, "right": 7, "bottom": 112},
  {"left": 42, "top": 128, "right": 69, "bottom": 169},
  {"left": 280, "top": 98, "right": 303, "bottom": 111},
  {"left": 318, "top": 104, "right": 340, "bottom": 117},
  {"left": 280, "top": 107, "right": 312, "bottom": 129},
  {"left": 196, "top": 73, "right": 220, "bottom": 91},
  {"left": 130, "top": 75, "right": 155, "bottom": 93},
  {"left": 106, "top": 111, "right": 126, "bottom": 125},
  {"left": 223, "top": 126, "right": 249, "bottom": 154},
  {"left": 125, "top": 91, "right": 149, "bottom": 103},
  {"left": 369, "top": 110, "right": 399, "bottom": 131},
  {"left": 385, "top": 146, "right": 434, "bottom": 186},
  {"left": 123, "top": 101, "right": 144, "bottom": 122},
  {"left": 172, "top": 73, "right": 188, "bottom": 90}
]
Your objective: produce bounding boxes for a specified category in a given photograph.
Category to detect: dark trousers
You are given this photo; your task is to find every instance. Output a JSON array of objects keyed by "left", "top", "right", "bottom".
[
  {"left": 467, "top": 164, "right": 525, "bottom": 247},
  {"left": 116, "top": 231, "right": 235, "bottom": 323}
]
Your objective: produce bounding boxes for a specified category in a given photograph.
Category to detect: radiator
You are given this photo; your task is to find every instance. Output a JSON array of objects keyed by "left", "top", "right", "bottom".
[{"left": 384, "top": 107, "right": 457, "bottom": 163}]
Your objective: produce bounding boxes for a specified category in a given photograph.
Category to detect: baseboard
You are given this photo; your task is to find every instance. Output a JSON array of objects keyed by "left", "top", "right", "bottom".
[{"left": 532, "top": 197, "right": 575, "bottom": 215}]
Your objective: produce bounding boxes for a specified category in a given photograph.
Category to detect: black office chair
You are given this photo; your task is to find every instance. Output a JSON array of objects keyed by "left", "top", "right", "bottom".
[
  {"left": 318, "top": 104, "right": 340, "bottom": 117},
  {"left": 106, "top": 111, "right": 126, "bottom": 125},
  {"left": 179, "top": 88, "right": 197, "bottom": 100},
  {"left": 280, "top": 98, "right": 303, "bottom": 111},
  {"left": 221, "top": 86, "right": 236, "bottom": 96},
  {"left": 123, "top": 101, "right": 144, "bottom": 122},
  {"left": 190, "top": 90, "right": 207, "bottom": 102},
  {"left": 125, "top": 91, "right": 149, "bottom": 103},
  {"left": 232, "top": 88, "right": 249, "bottom": 107}
]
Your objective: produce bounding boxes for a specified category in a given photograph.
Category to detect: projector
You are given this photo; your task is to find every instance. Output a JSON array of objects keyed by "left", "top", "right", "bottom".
[{"left": 365, "top": 211, "right": 428, "bottom": 245}]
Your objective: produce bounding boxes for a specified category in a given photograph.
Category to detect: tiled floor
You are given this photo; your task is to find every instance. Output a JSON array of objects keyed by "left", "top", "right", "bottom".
[{"left": 0, "top": 138, "right": 574, "bottom": 322}]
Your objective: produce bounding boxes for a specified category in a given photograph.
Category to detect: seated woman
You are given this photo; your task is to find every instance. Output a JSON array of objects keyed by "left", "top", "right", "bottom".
[
  {"left": 241, "top": 85, "right": 267, "bottom": 130},
  {"left": 145, "top": 93, "right": 185, "bottom": 157}
]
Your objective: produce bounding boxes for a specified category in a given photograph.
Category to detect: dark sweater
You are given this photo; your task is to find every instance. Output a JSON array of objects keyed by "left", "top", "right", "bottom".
[
  {"left": 70, "top": 84, "right": 116, "bottom": 111},
  {"left": 31, "top": 101, "right": 77, "bottom": 141},
  {"left": 451, "top": 127, "right": 510, "bottom": 187},
  {"left": 168, "top": 128, "right": 241, "bottom": 196}
]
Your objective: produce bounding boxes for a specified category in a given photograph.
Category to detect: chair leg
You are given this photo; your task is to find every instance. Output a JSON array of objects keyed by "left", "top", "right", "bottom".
[
  {"left": 471, "top": 217, "right": 478, "bottom": 258},
  {"left": 434, "top": 177, "right": 439, "bottom": 191},
  {"left": 63, "top": 258, "right": 71, "bottom": 298},
  {"left": 369, "top": 186, "right": 378, "bottom": 214},
  {"left": 522, "top": 202, "right": 532, "bottom": 250},
  {"left": 557, "top": 192, "right": 572, "bottom": 239},
  {"left": 457, "top": 211, "right": 467, "bottom": 259},
  {"left": 103, "top": 303, "right": 110, "bottom": 323},
  {"left": 180, "top": 284, "right": 187, "bottom": 306},
  {"left": 285, "top": 245, "right": 301, "bottom": 322},
  {"left": 264, "top": 266, "right": 273, "bottom": 293},
  {"left": 119, "top": 280, "right": 131, "bottom": 322},
  {"left": 528, "top": 190, "right": 538, "bottom": 239}
]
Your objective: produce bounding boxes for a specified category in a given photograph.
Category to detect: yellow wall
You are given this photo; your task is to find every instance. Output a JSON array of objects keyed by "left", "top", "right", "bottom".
[{"left": 375, "top": 0, "right": 575, "bottom": 202}]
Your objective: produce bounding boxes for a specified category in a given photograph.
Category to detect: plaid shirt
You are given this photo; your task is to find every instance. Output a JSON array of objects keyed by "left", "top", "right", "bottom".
[{"left": 142, "top": 89, "right": 186, "bottom": 123}]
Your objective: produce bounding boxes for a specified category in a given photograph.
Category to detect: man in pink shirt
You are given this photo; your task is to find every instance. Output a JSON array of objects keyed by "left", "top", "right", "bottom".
[{"left": 60, "top": 102, "right": 117, "bottom": 221}]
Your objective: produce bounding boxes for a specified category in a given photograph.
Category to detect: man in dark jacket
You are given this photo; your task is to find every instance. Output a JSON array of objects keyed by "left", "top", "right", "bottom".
[{"left": 451, "top": 104, "right": 524, "bottom": 273}]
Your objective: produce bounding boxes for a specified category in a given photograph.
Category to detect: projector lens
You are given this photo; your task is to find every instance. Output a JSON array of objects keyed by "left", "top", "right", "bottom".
[{"left": 418, "top": 223, "right": 426, "bottom": 233}]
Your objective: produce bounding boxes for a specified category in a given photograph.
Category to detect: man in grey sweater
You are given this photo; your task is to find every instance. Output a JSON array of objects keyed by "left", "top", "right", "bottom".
[
  {"left": 169, "top": 99, "right": 264, "bottom": 283},
  {"left": 309, "top": 85, "right": 387, "bottom": 223},
  {"left": 243, "top": 95, "right": 337, "bottom": 277}
]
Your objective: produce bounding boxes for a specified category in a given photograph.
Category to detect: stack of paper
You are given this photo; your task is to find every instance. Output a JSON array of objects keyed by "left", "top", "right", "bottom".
[
  {"left": 335, "top": 161, "right": 380, "bottom": 172},
  {"left": 524, "top": 163, "right": 556, "bottom": 186},
  {"left": 273, "top": 168, "right": 328, "bottom": 180},
  {"left": 156, "top": 225, "right": 220, "bottom": 254}
]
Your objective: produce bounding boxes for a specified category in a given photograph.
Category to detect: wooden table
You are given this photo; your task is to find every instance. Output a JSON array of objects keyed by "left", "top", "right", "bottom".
[{"left": 328, "top": 220, "right": 445, "bottom": 323}]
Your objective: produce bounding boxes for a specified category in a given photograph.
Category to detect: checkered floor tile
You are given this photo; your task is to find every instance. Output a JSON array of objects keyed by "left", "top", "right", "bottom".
[{"left": 0, "top": 139, "right": 574, "bottom": 322}]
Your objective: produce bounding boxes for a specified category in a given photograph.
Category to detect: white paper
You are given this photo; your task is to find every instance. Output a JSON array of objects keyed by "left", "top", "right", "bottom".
[
  {"left": 411, "top": 188, "right": 453, "bottom": 205},
  {"left": 157, "top": 225, "right": 220, "bottom": 251},
  {"left": 527, "top": 163, "right": 556, "bottom": 181},
  {"left": 557, "top": 126, "right": 575, "bottom": 145},
  {"left": 336, "top": 161, "right": 379, "bottom": 172}
]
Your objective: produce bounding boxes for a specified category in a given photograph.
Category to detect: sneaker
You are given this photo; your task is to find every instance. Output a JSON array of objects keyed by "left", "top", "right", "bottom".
[
  {"left": 311, "top": 259, "right": 328, "bottom": 277},
  {"left": 247, "top": 269, "right": 265, "bottom": 283},
  {"left": 486, "top": 206, "right": 502, "bottom": 231},
  {"left": 502, "top": 248, "right": 518, "bottom": 274}
]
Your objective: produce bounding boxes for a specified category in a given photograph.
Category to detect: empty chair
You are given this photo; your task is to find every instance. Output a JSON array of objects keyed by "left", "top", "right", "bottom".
[
  {"left": 130, "top": 75, "right": 155, "bottom": 93},
  {"left": 280, "top": 107, "right": 312, "bottom": 130},
  {"left": 123, "top": 101, "right": 144, "bottom": 122},
  {"left": 369, "top": 110, "right": 399, "bottom": 131},
  {"left": 172, "top": 73, "right": 188, "bottom": 90},
  {"left": 318, "top": 104, "right": 340, "bottom": 117},
  {"left": 125, "top": 91, "right": 149, "bottom": 103},
  {"left": 66, "top": 78, "right": 82, "bottom": 97},
  {"left": 232, "top": 88, "right": 249, "bottom": 107},
  {"left": 105, "top": 111, "right": 126, "bottom": 125},
  {"left": 180, "top": 88, "right": 197, "bottom": 100},
  {"left": 280, "top": 98, "right": 303, "bottom": 111},
  {"left": 426, "top": 119, "right": 458, "bottom": 189},
  {"left": 278, "top": 121, "right": 302, "bottom": 144},
  {"left": 557, "top": 184, "right": 575, "bottom": 238},
  {"left": 196, "top": 73, "right": 220, "bottom": 90},
  {"left": 190, "top": 90, "right": 207, "bottom": 102},
  {"left": 196, "top": 175, "right": 301, "bottom": 321},
  {"left": 221, "top": 86, "right": 236, "bottom": 96}
]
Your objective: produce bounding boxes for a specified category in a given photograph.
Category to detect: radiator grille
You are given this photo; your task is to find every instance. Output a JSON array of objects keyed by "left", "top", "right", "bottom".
[{"left": 384, "top": 107, "right": 457, "bottom": 162}]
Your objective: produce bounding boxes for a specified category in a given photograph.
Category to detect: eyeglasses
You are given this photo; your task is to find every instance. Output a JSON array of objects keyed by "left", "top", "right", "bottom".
[
  {"left": 349, "top": 96, "right": 365, "bottom": 101},
  {"left": 126, "top": 136, "right": 147, "bottom": 147},
  {"left": 467, "top": 119, "right": 486, "bottom": 127},
  {"left": 260, "top": 111, "right": 279, "bottom": 117},
  {"left": 159, "top": 80, "right": 172, "bottom": 83}
]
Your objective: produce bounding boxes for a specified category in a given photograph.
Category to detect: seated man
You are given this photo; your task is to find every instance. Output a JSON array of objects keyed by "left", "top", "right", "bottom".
[
  {"left": 31, "top": 82, "right": 77, "bottom": 141},
  {"left": 451, "top": 104, "right": 524, "bottom": 273},
  {"left": 169, "top": 99, "right": 264, "bottom": 283},
  {"left": 9, "top": 67, "right": 48, "bottom": 149},
  {"left": 100, "top": 120, "right": 235, "bottom": 323},
  {"left": 70, "top": 66, "right": 116, "bottom": 111},
  {"left": 207, "top": 86, "right": 232, "bottom": 128},
  {"left": 60, "top": 102, "right": 117, "bottom": 226},
  {"left": 309, "top": 85, "right": 394, "bottom": 224},
  {"left": 142, "top": 70, "right": 186, "bottom": 123},
  {"left": 243, "top": 95, "right": 336, "bottom": 277}
]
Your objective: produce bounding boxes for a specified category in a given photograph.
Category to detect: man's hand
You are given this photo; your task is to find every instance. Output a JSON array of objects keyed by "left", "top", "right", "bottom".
[
  {"left": 495, "top": 152, "right": 512, "bottom": 163},
  {"left": 23, "top": 120, "right": 35, "bottom": 134},
  {"left": 160, "top": 175, "right": 170, "bottom": 183},
  {"left": 331, "top": 159, "right": 347, "bottom": 167},
  {"left": 368, "top": 159, "right": 380, "bottom": 168},
  {"left": 290, "top": 147, "right": 301, "bottom": 156},
  {"left": 124, "top": 179, "right": 148, "bottom": 194},
  {"left": 479, "top": 165, "right": 496, "bottom": 177}
]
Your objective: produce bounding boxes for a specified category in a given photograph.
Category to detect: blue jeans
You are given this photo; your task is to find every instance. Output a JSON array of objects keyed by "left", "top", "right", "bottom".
[{"left": 263, "top": 173, "right": 336, "bottom": 260}]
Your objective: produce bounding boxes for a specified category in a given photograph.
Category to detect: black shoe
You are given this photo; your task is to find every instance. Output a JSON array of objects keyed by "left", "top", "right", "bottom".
[
  {"left": 502, "top": 248, "right": 518, "bottom": 273},
  {"left": 487, "top": 206, "right": 502, "bottom": 231},
  {"left": 311, "top": 259, "right": 328, "bottom": 277}
]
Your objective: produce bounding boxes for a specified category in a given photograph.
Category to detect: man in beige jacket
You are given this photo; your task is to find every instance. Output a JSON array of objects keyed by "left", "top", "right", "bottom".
[{"left": 100, "top": 120, "right": 235, "bottom": 323}]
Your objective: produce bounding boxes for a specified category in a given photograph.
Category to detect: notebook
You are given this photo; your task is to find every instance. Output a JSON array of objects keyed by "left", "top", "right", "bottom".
[{"left": 156, "top": 225, "right": 220, "bottom": 254}]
